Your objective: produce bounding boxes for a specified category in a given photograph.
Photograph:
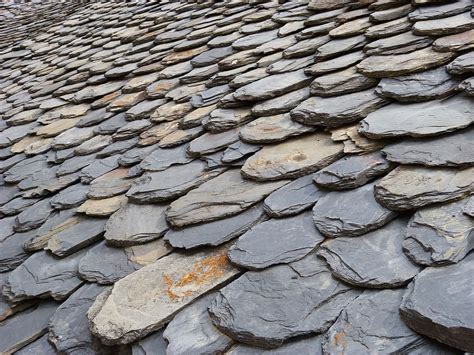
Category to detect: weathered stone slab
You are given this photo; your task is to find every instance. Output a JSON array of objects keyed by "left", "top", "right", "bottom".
[
  {"left": 305, "top": 50, "right": 365, "bottom": 75},
  {"left": 14, "top": 334, "right": 56, "bottom": 355},
  {"left": 357, "top": 47, "right": 454, "bottom": 78},
  {"left": 413, "top": 12, "right": 474, "bottom": 37},
  {"left": 315, "top": 34, "right": 367, "bottom": 60},
  {"left": 446, "top": 51, "right": 474, "bottom": 75},
  {"left": 204, "top": 108, "right": 252, "bottom": 132},
  {"left": 131, "top": 330, "right": 167, "bottom": 355},
  {"left": 400, "top": 253, "right": 474, "bottom": 352},
  {"left": 313, "top": 181, "right": 398, "bottom": 238},
  {"left": 323, "top": 289, "right": 444, "bottom": 354},
  {"left": 263, "top": 174, "right": 324, "bottom": 218},
  {"left": 104, "top": 202, "right": 168, "bottom": 246},
  {"left": 140, "top": 145, "right": 193, "bottom": 172},
  {"left": 241, "top": 133, "right": 343, "bottom": 181},
  {"left": 375, "top": 66, "right": 459, "bottom": 102},
  {"left": 382, "top": 127, "right": 474, "bottom": 167},
  {"left": 291, "top": 89, "right": 387, "bottom": 127},
  {"left": 433, "top": 29, "right": 474, "bottom": 52},
  {"left": 233, "top": 70, "right": 311, "bottom": 101},
  {"left": 251, "top": 87, "right": 310, "bottom": 116},
  {"left": 364, "top": 31, "right": 433, "bottom": 56},
  {"left": 229, "top": 212, "right": 325, "bottom": 269},
  {"left": 0, "top": 301, "right": 58, "bottom": 354},
  {"left": 79, "top": 239, "right": 172, "bottom": 284},
  {"left": 3, "top": 250, "right": 85, "bottom": 302},
  {"left": 375, "top": 166, "right": 474, "bottom": 211},
  {"left": 49, "top": 283, "right": 112, "bottom": 354},
  {"left": 14, "top": 198, "right": 54, "bottom": 232},
  {"left": 163, "top": 293, "right": 233, "bottom": 355},
  {"left": 318, "top": 218, "right": 420, "bottom": 288},
  {"left": 45, "top": 216, "right": 106, "bottom": 257},
  {"left": 403, "top": 199, "right": 473, "bottom": 266},
  {"left": 52, "top": 126, "right": 95, "bottom": 149},
  {"left": 127, "top": 161, "right": 223, "bottom": 203},
  {"left": 313, "top": 151, "right": 394, "bottom": 190},
  {"left": 166, "top": 169, "right": 287, "bottom": 228},
  {"left": 88, "top": 245, "right": 239, "bottom": 345},
  {"left": 209, "top": 254, "right": 361, "bottom": 348},
  {"left": 409, "top": 0, "right": 472, "bottom": 21},
  {"left": 0, "top": 231, "right": 34, "bottom": 272},
  {"left": 227, "top": 335, "right": 323, "bottom": 355},
  {"left": 365, "top": 17, "right": 412, "bottom": 39},
  {"left": 310, "top": 66, "right": 378, "bottom": 97},
  {"left": 77, "top": 195, "right": 127, "bottom": 217},
  {"left": 359, "top": 95, "right": 474, "bottom": 139}
]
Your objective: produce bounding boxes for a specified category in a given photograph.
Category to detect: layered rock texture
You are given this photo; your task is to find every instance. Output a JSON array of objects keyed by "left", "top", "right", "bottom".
[{"left": 0, "top": 0, "right": 472, "bottom": 353}]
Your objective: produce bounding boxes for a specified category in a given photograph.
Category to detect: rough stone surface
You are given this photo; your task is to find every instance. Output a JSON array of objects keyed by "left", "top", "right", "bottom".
[
  {"left": 88, "top": 245, "right": 239, "bottom": 345},
  {"left": 242, "top": 133, "right": 343, "bottom": 181},
  {"left": 313, "top": 181, "right": 398, "bottom": 238},
  {"left": 375, "top": 166, "right": 474, "bottom": 211},
  {"left": 313, "top": 151, "right": 394, "bottom": 190},
  {"left": 229, "top": 212, "right": 325, "bottom": 269},
  {"left": 104, "top": 203, "right": 168, "bottom": 246},
  {"left": 400, "top": 254, "right": 474, "bottom": 352},
  {"left": 209, "top": 254, "right": 361, "bottom": 348},
  {"left": 163, "top": 293, "right": 234, "bottom": 355},
  {"left": 166, "top": 169, "right": 287, "bottom": 228},
  {"left": 403, "top": 199, "right": 474, "bottom": 266},
  {"left": 318, "top": 218, "right": 421, "bottom": 288}
]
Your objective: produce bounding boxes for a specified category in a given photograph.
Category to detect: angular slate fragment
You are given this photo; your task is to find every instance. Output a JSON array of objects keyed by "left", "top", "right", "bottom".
[
  {"left": 357, "top": 48, "right": 454, "bottom": 78},
  {"left": 0, "top": 301, "right": 58, "bottom": 354},
  {"left": 79, "top": 239, "right": 171, "bottom": 284},
  {"left": 382, "top": 128, "right": 474, "bottom": 167},
  {"left": 310, "top": 66, "right": 378, "bottom": 97},
  {"left": 233, "top": 69, "right": 311, "bottom": 101},
  {"left": 166, "top": 169, "right": 287, "bottom": 228},
  {"left": 104, "top": 202, "right": 168, "bottom": 246},
  {"left": 209, "top": 254, "right": 361, "bottom": 348},
  {"left": 46, "top": 216, "right": 106, "bottom": 257},
  {"left": 131, "top": 330, "right": 167, "bottom": 355},
  {"left": 242, "top": 133, "right": 343, "bottom": 181},
  {"left": 400, "top": 254, "right": 474, "bottom": 352},
  {"left": 0, "top": 231, "right": 33, "bottom": 272},
  {"left": 315, "top": 34, "right": 367, "bottom": 60},
  {"left": 49, "top": 283, "right": 111, "bottom": 354},
  {"left": 360, "top": 95, "right": 474, "bottom": 139},
  {"left": 364, "top": 31, "right": 433, "bottom": 56},
  {"left": 412, "top": 12, "right": 474, "bottom": 37},
  {"left": 375, "top": 66, "right": 459, "bottom": 102},
  {"left": 222, "top": 141, "right": 261, "bottom": 164},
  {"left": 318, "top": 218, "right": 420, "bottom": 288},
  {"left": 375, "top": 166, "right": 474, "bottom": 211},
  {"left": 139, "top": 145, "right": 192, "bottom": 172},
  {"left": 291, "top": 89, "right": 387, "bottom": 127},
  {"left": 251, "top": 87, "right": 310, "bottom": 116},
  {"left": 14, "top": 198, "right": 54, "bottom": 232},
  {"left": 128, "top": 161, "right": 223, "bottom": 203},
  {"left": 3, "top": 250, "right": 85, "bottom": 302},
  {"left": 305, "top": 50, "right": 365, "bottom": 76},
  {"left": 204, "top": 108, "right": 252, "bottom": 132},
  {"left": 165, "top": 203, "right": 265, "bottom": 249},
  {"left": 323, "top": 289, "right": 442, "bottom": 354},
  {"left": 313, "top": 151, "right": 394, "bottom": 190},
  {"left": 88, "top": 245, "right": 239, "bottom": 345},
  {"left": 263, "top": 174, "right": 325, "bottom": 218},
  {"left": 446, "top": 51, "right": 474, "bottom": 75},
  {"left": 313, "top": 181, "right": 398, "bottom": 238},
  {"left": 409, "top": 0, "right": 472, "bottom": 21},
  {"left": 463, "top": 196, "right": 474, "bottom": 217},
  {"left": 14, "top": 334, "right": 56, "bottom": 355},
  {"left": 163, "top": 293, "right": 233, "bottom": 355},
  {"left": 403, "top": 199, "right": 473, "bottom": 266},
  {"left": 229, "top": 212, "right": 325, "bottom": 269},
  {"left": 434, "top": 29, "right": 474, "bottom": 52},
  {"left": 50, "top": 183, "right": 89, "bottom": 210}
]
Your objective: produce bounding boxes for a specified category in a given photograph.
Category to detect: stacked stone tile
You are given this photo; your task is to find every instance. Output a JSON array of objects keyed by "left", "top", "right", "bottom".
[{"left": 0, "top": 0, "right": 472, "bottom": 353}]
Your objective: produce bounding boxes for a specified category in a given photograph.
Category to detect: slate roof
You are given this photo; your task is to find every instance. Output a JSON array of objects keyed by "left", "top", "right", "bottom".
[{"left": 0, "top": 0, "right": 473, "bottom": 353}]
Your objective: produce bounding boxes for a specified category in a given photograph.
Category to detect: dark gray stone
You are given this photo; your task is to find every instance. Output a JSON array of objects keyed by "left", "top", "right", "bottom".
[
  {"left": 140, "top": 145, "right": 193, "bottom": 172},
  {"left": 323, "top": 289, "right": 449, "bottom": 354},
  {"left": 0, "top": 230, "right": 33, "bottom": 272},
  {"left": 400, "top": 253, "right": 474, "bottom": 352},
  {"left": 251, "top": 87, "right": 310, "bottom": 116},
  {"left": 263, "top": 174, "right": 324, "bottom": 218},
  {"left": 229, "top": 212, "right": 325, "bottom": 269},
  {"left": 375, "top": 166, "right": 474, "bottom": 211},
  {"left": 0, "top": 196, "right": 39, "bottom": 216},
  {"left": 128, "top": 161, "right": 224, "bottom": 203},
  {"left": 412, "top": 12, "right": 474, "bottom": 37},
  {"left": 403, "top": 199, "right": 474, "bottom": 266},
  {"left": 305, "top": 50, "right": 365, "bottom": 75},
  {"left": 364, "top": 31, "right": 433, "bottom": 56},
  {"left": 14, "top": 198, "right": 54, "bottom": 232},
  {"left": 227, "top": 335, "right": 323, "bottom": 355},
  {"left": 187, "top": 129, "right": 240, "bottom": 157},
  {"left": 14, "top": 334, "right": 56, "bottom": 355},
  {"left": 315, "top": 34, "right": 367, "bottom": 60},
  {"left": 166, "top": 169, "right": 287, "bottom": 228},
  {"left": 163, "top": 293, "right": 233, "bottom": 355},
  {"left": 3, "top": 250, "right": 85, "bottom": 302},
  {"left": 382, "top": 127, "right": 474, "bottom": 167},
  {"left": 204, "top": 108, "right": 252, "bottom": 132},
  {"left": 165, "top": 203, "right": 265, "bottom": 249},
  {"left": 291, "top": 89, "right": 387, "bottom": 127},
  {"left": 233, "top": 69, "right": 311, "bottom": 101},
  {"left": 0, "top": 301, "right": 58, "bottom": 354},
  {"left": 313, "top": 151, "right": 394, "bottom": 190},
  {"left": 222, "top": 141, "right": 261, "bottom": 164},
  {"left": 131, "top": 330, "right": 167, "bottom": 355},
  {"left": 50, "top": 183, "right": 90, "bottom": 209},
  {"left": 360, "top": 95, "right": 474, "bottom": 139},
  {"left": 45, "top": 215, "right": 106, "bottom": 257},
  {"left": 3, "top": 155, "right": 48, "bottom": 184},
  {"left": 49, "top": 283, "right": 112, "bottom": 354},
  {"left": 104, "top": 203, "right": 168, "bottom": 246},
  {"left": 318, "top": 218, "right": 421, "bottom": 288},
  {"left": 209, "top": 254, "right": 361, "bottom": 348},
  {"left": 446, "top": 51, "right": 474, "bottom": 75},
  {"left": 409, "top": 0, "right": 472, "bottom": 21},
  {"left": 313, "top": 181, "right": 398, "bottom": 238},
  {"left": 375, "top": 66, "right": 459, "bottom": 102}
]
